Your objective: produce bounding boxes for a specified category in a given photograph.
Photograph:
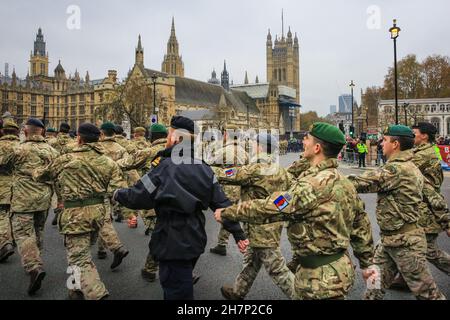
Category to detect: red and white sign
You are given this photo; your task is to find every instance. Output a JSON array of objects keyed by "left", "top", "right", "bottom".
[{"left": 439, "top": 146, "right": 450, "bottom": 166}]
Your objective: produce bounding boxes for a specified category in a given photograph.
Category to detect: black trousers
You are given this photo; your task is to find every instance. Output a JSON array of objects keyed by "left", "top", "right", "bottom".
[
  {"left": 358, "top": 153, "right": 366, "bottom": 167},
  {"left": 159, "top": 258, "right": 198, "bottom": 300}
]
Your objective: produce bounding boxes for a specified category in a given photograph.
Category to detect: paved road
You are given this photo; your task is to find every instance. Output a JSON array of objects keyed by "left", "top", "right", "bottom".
[{"left": 1, "top": 153, "right": 449, "bottom": 300}]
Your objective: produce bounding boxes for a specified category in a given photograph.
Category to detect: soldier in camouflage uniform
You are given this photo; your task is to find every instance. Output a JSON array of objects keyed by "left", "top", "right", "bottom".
[
  {"left": 216, "top": 123, "right": 374, "bottom": 300},
  {"left": 96, "top": 122, "right": 129, "bottom": 259},
  {"left": 208, "top": 125, "right": 248, "bottom": 256},
  {"left": 33, "top": 123, "right": 128, "bottom": 300},
  {"left": 2, "top": 118, "right": 59, "bottom": 295},
  {"left": 349, "top": 125, "right": 445, "bottom": 300},
  {"left": 215, "top": 133, "right": 295, "bottom": 299},
  {"left": 48, "top": 123, "right": 74, "bottom": 226},
  {"left": 391, "top": 122, "right": 450, "bottom": 290},
  {"left": 285, "top": 154, "right": 311, "bottom": 272},
  {"left": 0, "top": 119, "right": 20, "bottom": 262}
]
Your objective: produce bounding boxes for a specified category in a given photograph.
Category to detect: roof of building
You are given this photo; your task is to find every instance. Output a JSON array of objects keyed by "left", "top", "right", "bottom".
[
  {"left": 174, "top": 76, "right": 259, "bottom": 114},
  {"left": 231, "top": 83, "right": 296, "bottom": 100}
]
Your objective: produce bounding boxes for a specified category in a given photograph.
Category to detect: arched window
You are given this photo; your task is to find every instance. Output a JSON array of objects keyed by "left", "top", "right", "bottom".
[
  {"left": 431, "top": 105, "right": 437, "bottom": 112},
  {"left": 283, "top": 68, "right": 286, "bottom": 81}
]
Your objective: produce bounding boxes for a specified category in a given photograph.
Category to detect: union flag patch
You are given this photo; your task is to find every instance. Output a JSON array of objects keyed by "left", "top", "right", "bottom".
[{"left": 274, "top": 195, "right": 289, "bottom": 211}]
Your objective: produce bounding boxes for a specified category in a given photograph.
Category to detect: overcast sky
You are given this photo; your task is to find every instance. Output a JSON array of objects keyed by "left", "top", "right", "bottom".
[{"left": 1, "top": 0, "right": 449, "bottom": 116}]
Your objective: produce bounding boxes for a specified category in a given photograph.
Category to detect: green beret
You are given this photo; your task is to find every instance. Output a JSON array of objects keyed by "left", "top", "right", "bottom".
[
  {"left": 150, "top": 123, "right": 167, "bottom": 134},
  {"left": 309, "top": 122, "right": 346, "bottom": 146},
  {"left": 46, "top": 128, "right": 57, "bottom": 133},
  {"left": 134, "top": 127, "right": 146, "bottom": 134},
  {"left": 383, "top": 125, "right": 415, "bottom": 138},
  {"left": 3, "top": 119, "right": 19, "bottom": 130},
  {"left": 100, "top": 122, "right": 115, "bottom": 131}
]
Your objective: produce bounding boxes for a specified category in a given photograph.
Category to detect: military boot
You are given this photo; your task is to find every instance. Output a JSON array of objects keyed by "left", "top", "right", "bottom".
[
  {"left": 192, "top": 274, "right": 201, "bottom": 285},
  {"left": 0, "top": 243, "right": 14, "bottom": 263},
  {"left": 28, "top": 268, "right": 46, "bottom": 296},
  {"left": 97, "top": 250, "right": 107, "bottom": 260},
  {"left": 141, "top": 269, "right": 156, "bottom": 282},
  {"left": 220, "top": 285, "right": 244, "bottom": 300},
  {"left": 389, "top": 273, "right": 410, "bottom": 291},
  {"left": 67, "top": 290, "right": 84, "bottom": 300},
  {"left": 210, "top": 245, "right": 226, "bottom": 256},
  {"left": 111, "top": 247, "right": 129, "bottom": 269}
]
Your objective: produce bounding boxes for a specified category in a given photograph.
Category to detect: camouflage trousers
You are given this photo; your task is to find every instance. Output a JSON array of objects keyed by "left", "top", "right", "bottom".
[
  {"left": 65, "top": 233, "right": 109, "bottom": 300},
  {"left": 0, "top": 205, "right": 13, "bottom": 250},
  {"left": 365, "top": 229, "right": 445, "bottom": 300},
  {"left": 426, "top": 233, "right": 450, "bottom": 276},
  {"left": 234, "top": 247, "right": 294, "bottom": 299},
  {"left": 216, "top": 225, "right": 231, "bottom": 247},
  {"left": 142, "top": 216, "right": 158, "bottom": 274},
  {"left": 140, "top": 210, "right": 157, "bottom": 230},
  {"left": 113, "top": 203, "right": 136, "bottom": 220},
  {"left": 11, "top": 211, "right": 48, "bottom": 273},
  {"left": 97, "top": 212, "right": 123, "bottom": 254},
  {"left": 294, "top": 253, "right": 355, "bottom": 300}
]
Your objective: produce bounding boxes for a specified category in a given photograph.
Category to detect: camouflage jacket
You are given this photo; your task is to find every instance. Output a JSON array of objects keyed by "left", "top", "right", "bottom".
[
  {"left": 287, "top": 154, "right": 310, "bottom": 178},
  {"left": 131, "top": 136, "right": 151, "bottom": 152},
  {"left": 222, "top": 158, "right": 374, "bottom": 268},
  {"left": 48, "top": 133, "right": 75, "bottom": 154},
  {"left": 33, "top": 143, "right": 127, "bottom": 234},
  {"left": 117, "top": 138, "right": 167, "bottom": 174},
  {"left": 349, "top": 150, "right": 424, "bottom": 233},
  {"left": 412, "top": 143, "right": 449, "bottom": 233},
  {"left": 6, "top": 135, "right": 59, "bottom": 212},
  {"left": 115, "top": 135, "right": 134, "bottom": 153},
  {"left": 98, "top": 137, "right": 128, "bottom": 161},
  {"left": 214, "top": 153, "right": 292, "bottom": 248},
  {"left": 0, "top": 135, "right": 20, "bottom": 205},
  {"left": 209, "top": 140, "right": 249, "bottom": 203}
]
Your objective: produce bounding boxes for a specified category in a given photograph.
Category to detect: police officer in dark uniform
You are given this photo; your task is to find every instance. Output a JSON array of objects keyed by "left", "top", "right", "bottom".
[{"left": 113, "top": 116, "right": 248, "bottom": 300}]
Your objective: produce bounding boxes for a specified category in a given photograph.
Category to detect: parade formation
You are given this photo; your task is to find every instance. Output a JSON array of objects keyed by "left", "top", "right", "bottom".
[{"left": 0, "top": 113, "right": 449, "bottom": 301}]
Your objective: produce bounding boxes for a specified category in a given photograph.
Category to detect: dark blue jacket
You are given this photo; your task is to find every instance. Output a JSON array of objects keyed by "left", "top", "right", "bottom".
[{"left": 114, "top": 145, "right": 246, "bottom": 261}]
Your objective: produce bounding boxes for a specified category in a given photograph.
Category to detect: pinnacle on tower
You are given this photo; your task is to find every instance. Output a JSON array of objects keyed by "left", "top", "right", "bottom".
[{"left": 244, "top": 71, "right": 249, "bottom": 84}]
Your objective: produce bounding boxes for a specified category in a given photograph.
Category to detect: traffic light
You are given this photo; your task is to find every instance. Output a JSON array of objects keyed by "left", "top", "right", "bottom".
[{"left": 349, "top": 125, "right": 355, "bottom": 138}]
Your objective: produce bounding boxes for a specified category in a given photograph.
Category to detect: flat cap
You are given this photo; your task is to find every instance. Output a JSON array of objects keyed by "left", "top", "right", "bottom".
[
  {"left": 3, "top": 119, "right": 19, "bottom": 130},
  {"left": 309, "top": 122, "right": 346, "bottom": 146},
  {"left": 134, "top": 127, "right": 146, "bottom": 134},
  {"left": 150, "top": 123, "right": 167, "bottom": 134},
  {"left": 412, "top": 122, "right": 437, "bottom": 135},
  {"left": 78, "top": 123, "right": 100, "bottom": 137},
  {"left": 114, "top": 125, "right": 124, "bottom": 134},
  {"left": 383, "top": 125, "right": 415, "bottom": 138},
  {"left": 59, "top": 123, "right": 70, "bottom": 132},
  {"left": 26, "top": 118, "right": 45, "bottom": 129},
  {"left": 170, "top": 116, "right": 195, "bottom": 134},
  {"left": 100, "top": 121, "right": 115, "bottom": 131}
]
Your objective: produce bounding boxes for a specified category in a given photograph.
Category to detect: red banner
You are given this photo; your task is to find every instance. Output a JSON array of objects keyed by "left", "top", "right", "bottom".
[{"left": 439, "top": 146, "right": 450, "bottom": 166}]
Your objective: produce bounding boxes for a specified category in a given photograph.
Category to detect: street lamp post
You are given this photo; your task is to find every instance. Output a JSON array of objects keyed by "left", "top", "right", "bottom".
[
  {"left": 389, "top": 19, "right": 401, "bottom": 125},
  {"left": 350, "top": 80, "right": 355, "bottom": 128},
  {"left": 151, "top": 74, "right": 158, "bottom": 116}
]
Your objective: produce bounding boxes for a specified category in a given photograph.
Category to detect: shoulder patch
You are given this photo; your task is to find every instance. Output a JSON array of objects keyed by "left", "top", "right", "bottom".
[
  {"left": 224, "top": 168, "right": 236, "bottom": 177},
  {"left": 151, "top": 156, "right": 161, "bottom": 168},
  {"left": 274, "top": 194, "right": 290, "bottom": 211}
]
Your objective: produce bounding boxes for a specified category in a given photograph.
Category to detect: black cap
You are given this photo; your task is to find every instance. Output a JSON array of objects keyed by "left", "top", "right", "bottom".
[
  {"left": 26, "top": 118, "right": 45, "bottom": 129},
  {"left": 78, "top": 123, "right": 100, "bottom": 137},
  {"left": 170, "top": 116, "right": 196, "bottom": 134},
  {"left": 59, "top": 122, "right": 70, "bottom": 132},
  {"left": 412, "top": 122, "right": 438, "bottom": 135},
  {"left": 114, "top": 125, "right": 124, "bottom": 134}
]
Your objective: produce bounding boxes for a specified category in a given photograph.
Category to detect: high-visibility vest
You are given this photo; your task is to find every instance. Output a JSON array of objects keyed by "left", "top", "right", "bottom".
[
  {"left": 357, "top": 143, "right": 368, "bottom": 154},
  {"left": 434, "top": 145, "right": 443, "bottom": 161}
]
